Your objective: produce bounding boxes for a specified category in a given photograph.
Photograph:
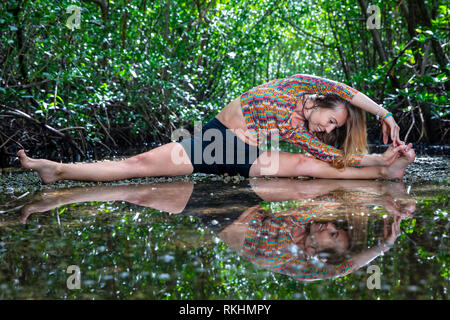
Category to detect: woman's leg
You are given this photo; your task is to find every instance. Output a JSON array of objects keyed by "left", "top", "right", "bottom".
[
  {"left": 17, "top": 142, "right": 194, "bottom": 183},
  {"left": 249, "top": 149, "right": 415, "bottom": 179},
  {"left": 19, "top": 181, "right": 194, "bottom": 223}
]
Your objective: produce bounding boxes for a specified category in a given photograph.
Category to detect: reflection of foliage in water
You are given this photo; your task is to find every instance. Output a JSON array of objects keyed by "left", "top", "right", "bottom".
[
  {"left": 403, "top": 192, "right": 449, "bottom": 281},
  {"left": 0, "top": 183, "right": 448, "bottom": 300}
]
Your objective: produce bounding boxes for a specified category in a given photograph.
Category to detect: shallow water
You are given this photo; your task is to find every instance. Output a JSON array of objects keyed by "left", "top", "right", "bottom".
[{"left": 0, "top": 155, "right": 448, "bottom": 300}]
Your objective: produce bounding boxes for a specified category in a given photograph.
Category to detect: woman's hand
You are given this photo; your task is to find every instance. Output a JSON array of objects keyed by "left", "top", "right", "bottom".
[
  {"left": 382, "top": 116, "right": 402, "bottom": 146},
  {"left": 380, "top": 143, "right": 412, "bottom": 166},
  {"left": 382, "top": 216, "right": 402, "bottom": 247},
  {"left": 383, "top": 195, "right": 416, "bottom": 218}
]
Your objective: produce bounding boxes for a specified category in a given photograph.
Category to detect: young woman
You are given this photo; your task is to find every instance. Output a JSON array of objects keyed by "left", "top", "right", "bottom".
[{"left": 17, "top": 74, "right": 415, "bottom": 183}]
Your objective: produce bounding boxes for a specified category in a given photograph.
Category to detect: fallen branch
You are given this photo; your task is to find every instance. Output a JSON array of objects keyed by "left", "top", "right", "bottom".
[
  {"left": 1, "top": 104, "right": 86, "bottom": 156},
  {"left": 403, "top": 108, "right": 415, "bottom": 143},
  {"left": 0, "top": 130, "right": 21, "bottom": 149},
  {"left": 440, "top": 127, "right": 450, "bottom": 144},
  {"left": 57, "top": 126, "right": 87, "bottom": 132},
  {"left": 3, "top": 107, "right": 65, "bottom": 138},
  {"left": 0, "top": 131, "right": 24, "bottom": 149}
]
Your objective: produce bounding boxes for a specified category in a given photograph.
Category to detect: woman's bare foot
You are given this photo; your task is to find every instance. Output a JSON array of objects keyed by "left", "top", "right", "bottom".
[
  {"left": 381, "top": 148, "right": 415, "bottom": 179},
  {"left": 17, "top": 150, "right": 61, "bottom": 184}
]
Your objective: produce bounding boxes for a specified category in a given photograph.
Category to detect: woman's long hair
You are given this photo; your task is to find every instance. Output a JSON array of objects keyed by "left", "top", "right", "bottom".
[{"left": 305, "top": 94, "right": 368, "bottom": 168}]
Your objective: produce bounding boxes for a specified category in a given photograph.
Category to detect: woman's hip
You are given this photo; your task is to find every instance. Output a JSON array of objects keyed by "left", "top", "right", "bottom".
[{"left": 177, "top": 117, "right": 261, "bottom": 177}]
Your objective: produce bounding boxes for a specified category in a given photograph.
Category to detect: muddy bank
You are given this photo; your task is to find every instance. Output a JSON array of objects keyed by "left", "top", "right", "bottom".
[{"left": 1, "top": 154, "right": 448, "bottom": 196}]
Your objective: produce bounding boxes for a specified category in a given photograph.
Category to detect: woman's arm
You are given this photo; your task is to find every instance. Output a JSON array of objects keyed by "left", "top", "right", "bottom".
[
  {"left": 351, "top": 91, "right": 389, "bottom": 119},
  {"left": 281, "top": 74, "right": 359, "bottom": 102},
  {"left": 352, "top": 92, "right": 401, "bottom": 146},
  {"left": 284, "top": 74, "right": 401, "bottom": 146},
  {"left": 286, "top": 74, "right": 385, "bottom": 116},
  {"left": 288, "top": 127, "right": 408, "bottom": 167}
]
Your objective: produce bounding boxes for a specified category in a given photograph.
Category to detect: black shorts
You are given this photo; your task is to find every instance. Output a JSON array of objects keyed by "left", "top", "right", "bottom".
[{"left": 178, "top": 117, "right": 261, "bottom": 178}]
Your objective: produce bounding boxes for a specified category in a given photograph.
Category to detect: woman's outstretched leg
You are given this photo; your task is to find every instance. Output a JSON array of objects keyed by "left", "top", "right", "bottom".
[
  {"left": 249, "top": 148, "right": 415, "bottom": 179},
  {"left": 17, "top": 142, "right": 193, "bottom": 183}
]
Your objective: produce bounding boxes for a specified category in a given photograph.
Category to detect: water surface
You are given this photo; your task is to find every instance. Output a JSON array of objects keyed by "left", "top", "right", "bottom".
[{"left": 0, "top": 155, "right": 448, "bottom": 299}]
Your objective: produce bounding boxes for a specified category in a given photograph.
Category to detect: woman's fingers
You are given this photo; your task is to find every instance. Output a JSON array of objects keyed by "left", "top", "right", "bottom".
[
  {"left": 382, "top": 116, "right": 404, "bottom": 146},
  {"left": 391, "top": 145, "right": 405, "bottom": 158},
  {"left": 391, "top": 126, "right": 401, "bottom": 146},
  {"left": 398, "top": 142, "right": 413, "bottom": 156},
  {"left": 382, "top": 123, "right": 389, "bottom": 144}
]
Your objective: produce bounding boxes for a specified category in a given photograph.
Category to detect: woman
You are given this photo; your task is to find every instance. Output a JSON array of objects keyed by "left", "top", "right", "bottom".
[{"left": 17, "top": 74, "right": 415, "bottom": 183}]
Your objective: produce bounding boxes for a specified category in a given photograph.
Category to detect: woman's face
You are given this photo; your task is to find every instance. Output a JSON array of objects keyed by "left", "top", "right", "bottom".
[
  {"left": 306, "top": 102, "right": 348, "bottom": 134},
  {"left": 304, "top": 222, "right": 349, "bottom": 255}
]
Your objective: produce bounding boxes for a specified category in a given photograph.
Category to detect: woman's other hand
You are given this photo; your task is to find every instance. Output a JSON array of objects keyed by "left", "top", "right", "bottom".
[
  {"left": 382, "top": 216, "right": 402, "bottom": 247},
  {"left": 382, "top": 116, "right": 402, "bottom": 146},
  {"left": 381, "top": 143, "right": 412, "bottom": 166}
]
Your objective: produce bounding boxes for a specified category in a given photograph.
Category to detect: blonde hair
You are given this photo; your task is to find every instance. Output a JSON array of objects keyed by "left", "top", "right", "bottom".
[{"left": 310, "top": 95, "right": 368, "bottom": 168}]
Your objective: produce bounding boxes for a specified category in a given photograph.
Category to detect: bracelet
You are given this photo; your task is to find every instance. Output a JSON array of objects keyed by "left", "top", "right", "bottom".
[
  {"left": 376, "top": 107, "right": 381, "bottom": 122},
  {"left": 379, "top": 240, "right": 393, "bottom": 250},
  {"left": 381, "top": 112, "right": 393, "bottom": 124}
]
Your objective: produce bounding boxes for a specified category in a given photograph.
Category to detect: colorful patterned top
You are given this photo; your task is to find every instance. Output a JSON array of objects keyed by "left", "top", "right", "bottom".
[
  {"left": 241, "top": 203, "right": 356, "bottom": 281},
  {"left": 240, "top": 74, "right": 363, "bottom": 167}
]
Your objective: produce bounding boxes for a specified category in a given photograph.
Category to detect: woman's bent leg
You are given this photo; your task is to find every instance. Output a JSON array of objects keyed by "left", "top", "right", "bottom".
[
  {"left": 18, "top": 142, "right": 194, "bottom": 183},
  {"left": 249, "top": 150, "right": 414, "bottom": 179}
]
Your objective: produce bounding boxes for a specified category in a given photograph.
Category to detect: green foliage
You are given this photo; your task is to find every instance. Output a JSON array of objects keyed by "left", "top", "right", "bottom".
[
  {"left": 0, "top": 0, "right": 448, "bottom": 158},
  {"left": 0, "top": 182, "right": 448, "bottom": 299}
]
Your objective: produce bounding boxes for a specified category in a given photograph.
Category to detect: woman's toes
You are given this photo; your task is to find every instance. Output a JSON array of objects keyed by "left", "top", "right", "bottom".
[
  {"left": 16, "top": 150, "right": 59, "bottom": 184},
  {"left": 18, "top": 149, "right": 36, "bottom": 170}
]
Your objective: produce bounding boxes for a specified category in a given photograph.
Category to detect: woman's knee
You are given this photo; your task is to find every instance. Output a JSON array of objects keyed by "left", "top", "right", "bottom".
[
  {"left": 295, "top": 154, "right": 327, "bottom": 176},
  {"left": 123, "top": 153, "right": 151, "bottom": 174}
]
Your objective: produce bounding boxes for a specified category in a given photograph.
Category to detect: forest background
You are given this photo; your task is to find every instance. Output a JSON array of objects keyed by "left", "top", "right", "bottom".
[{"left": 0, "top": 0, "right": 448, "bottom": 167}]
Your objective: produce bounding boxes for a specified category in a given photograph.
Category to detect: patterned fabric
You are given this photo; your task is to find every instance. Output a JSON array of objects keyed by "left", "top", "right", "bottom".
[
  {"left": 242, "top": 204, "right": 355, "bottom": 280},
  {"left": 240, "top": 74, "right": 363, "bottom": 167}
]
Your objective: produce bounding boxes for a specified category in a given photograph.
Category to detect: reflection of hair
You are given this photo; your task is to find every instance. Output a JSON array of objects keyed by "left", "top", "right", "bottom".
[
  {"left": 317, "top": 248, "right": 348, "bottom": 265},
  {"left": 307, "top": 94, "right": 369, "bottom": 168},
  {"left": 292, "top": 190, "right": 370, "bottom": 267},
  {"left": 243, "top": 198, "right": 371, "bottom": 280}
]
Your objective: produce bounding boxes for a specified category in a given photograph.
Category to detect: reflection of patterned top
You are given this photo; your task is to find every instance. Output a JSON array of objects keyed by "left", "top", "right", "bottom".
[
  {"left": 242, "top": 204, "right": 354, "bottom": 280},
  {"left": 240, "top": 74, "right": 363, "bottom": 167}
]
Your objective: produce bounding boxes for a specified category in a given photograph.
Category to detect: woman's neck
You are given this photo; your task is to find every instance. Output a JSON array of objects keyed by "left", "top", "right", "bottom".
[
  {"left": 290, "top": 226, "right": 307, "bottom": 250},
  {"left": 290, "top": 95, "right": 311, "bottom": 128}
]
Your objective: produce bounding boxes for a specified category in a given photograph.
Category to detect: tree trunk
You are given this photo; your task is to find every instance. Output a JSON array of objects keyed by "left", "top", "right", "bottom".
[
  {"left": 357, "top": 0, "right": 401, "bottom": 88},
  {"left": 328, "top": 15, "right": 351, "bottom": 82},
  {"left": 410, "top": 0, "right": 450, "bottom": 91}
]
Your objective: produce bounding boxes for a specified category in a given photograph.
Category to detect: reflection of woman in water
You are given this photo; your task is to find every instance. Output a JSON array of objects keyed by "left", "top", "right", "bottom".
[
  {"left": 11, "top": 178, "right": 414, "bottom": 281},
  {"left": 220, "top": 180, "right": 415, "bottom": 281}
]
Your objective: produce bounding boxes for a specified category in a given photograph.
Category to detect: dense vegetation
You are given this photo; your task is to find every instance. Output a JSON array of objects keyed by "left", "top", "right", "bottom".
[{"left": 0, "top": 0, "right": 448, "bottom": 166}]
